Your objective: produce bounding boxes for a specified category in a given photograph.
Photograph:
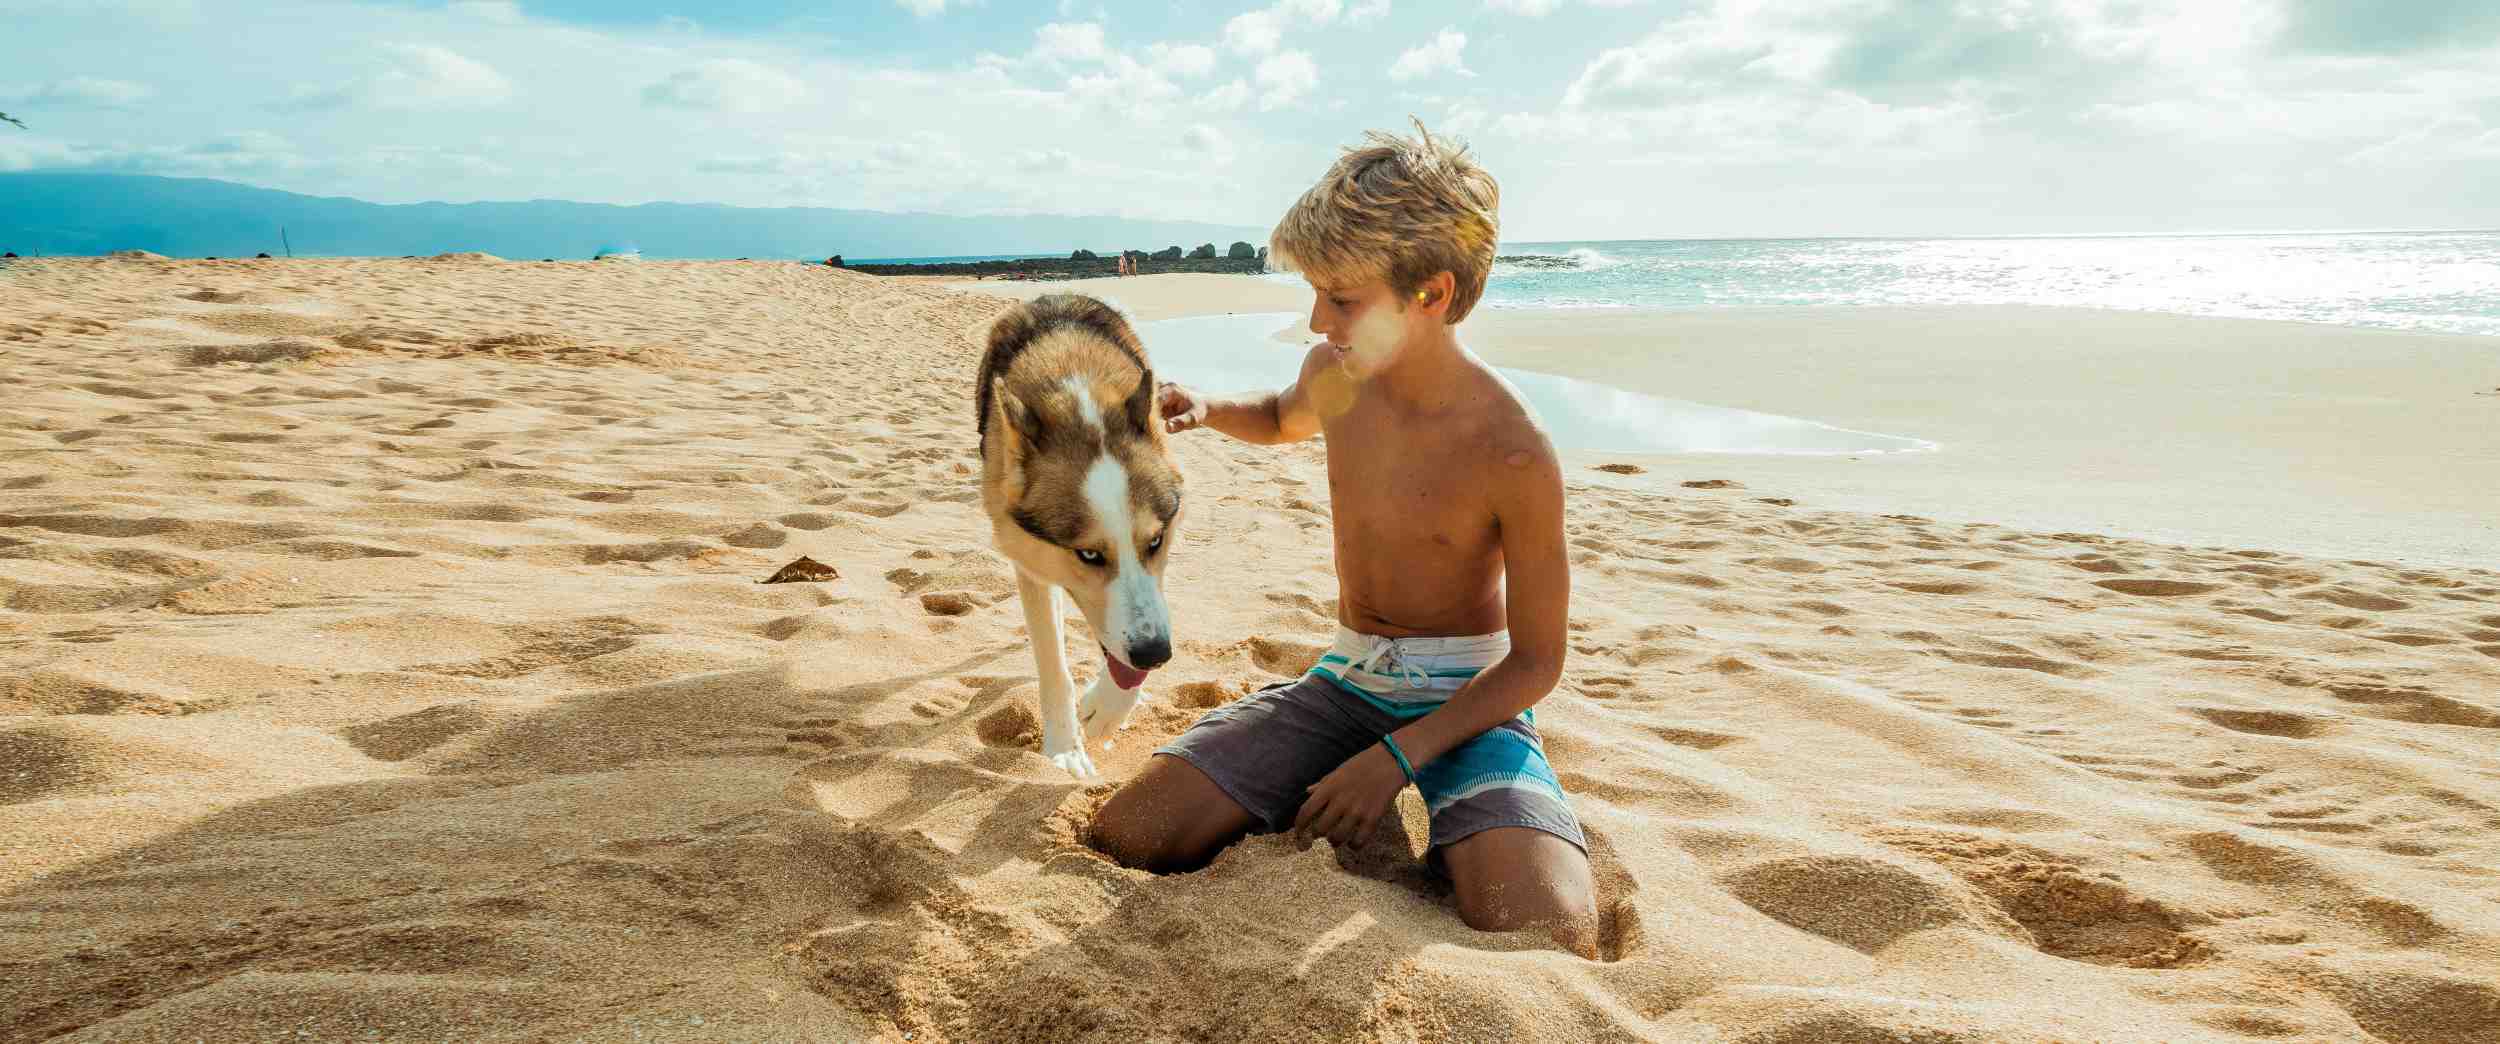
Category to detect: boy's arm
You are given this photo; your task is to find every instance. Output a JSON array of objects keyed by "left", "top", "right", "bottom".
[
  {"left": 1293, "top": 435, "right": 1571, "bottom": 847},
  {"left": 1161, "top": 344, "right": 1332, "bottom": 445}
]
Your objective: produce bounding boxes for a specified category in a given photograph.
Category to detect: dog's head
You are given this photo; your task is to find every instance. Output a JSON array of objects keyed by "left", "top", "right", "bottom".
[{"left": 985, "top": 297, "right": 1182, "bottom": 685}]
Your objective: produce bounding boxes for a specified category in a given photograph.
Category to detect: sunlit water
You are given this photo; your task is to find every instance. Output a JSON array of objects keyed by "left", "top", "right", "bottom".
[
  {"left": 1262, "top": 231, "right": 2500, "bottom": 338},
  {"left": 1137, "top": 313, "right": 1933, "bottom": 456}
]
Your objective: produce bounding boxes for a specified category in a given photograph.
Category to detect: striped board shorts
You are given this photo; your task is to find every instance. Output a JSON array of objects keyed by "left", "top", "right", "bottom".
[{"left": 1156, "top": 626, "right": 1584, "bottom": 854}]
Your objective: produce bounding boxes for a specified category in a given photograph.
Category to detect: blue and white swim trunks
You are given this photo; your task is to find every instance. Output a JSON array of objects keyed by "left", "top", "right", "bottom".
[{"left": 1156, "top": 626, "right": 1584, "bottom": 854}]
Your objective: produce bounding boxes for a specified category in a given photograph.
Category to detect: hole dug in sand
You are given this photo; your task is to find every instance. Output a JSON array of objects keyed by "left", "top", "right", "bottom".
[{"left": 1875, "top": 829, "right": 2213, "bottom": 968}]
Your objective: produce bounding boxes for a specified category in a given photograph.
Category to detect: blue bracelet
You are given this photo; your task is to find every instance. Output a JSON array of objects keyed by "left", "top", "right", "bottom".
[{"left": 1379, "top": 735, "right": 1418, "bottom": 787}]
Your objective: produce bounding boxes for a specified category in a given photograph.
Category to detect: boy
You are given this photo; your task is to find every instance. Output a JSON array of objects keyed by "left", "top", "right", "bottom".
[{"left": 1086, "top": 122, "right": 1595, "bottom": 955}]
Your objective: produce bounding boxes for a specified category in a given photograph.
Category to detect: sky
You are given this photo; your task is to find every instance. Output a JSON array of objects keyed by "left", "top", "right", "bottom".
[{"left": 3, "top": 0, "right": 2497, "bottom": 240}]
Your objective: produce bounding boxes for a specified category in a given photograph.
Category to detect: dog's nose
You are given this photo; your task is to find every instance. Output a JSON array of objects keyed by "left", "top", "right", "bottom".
[{"left": 1128, "top": 635, "right": 1171, "bottom": 671}]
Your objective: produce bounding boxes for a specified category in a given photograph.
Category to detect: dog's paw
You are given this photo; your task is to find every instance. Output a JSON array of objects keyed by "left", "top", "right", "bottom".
[
  {"left": 1041, "top": 719, "right": 1101, "bottom": 782},
  {"left": 1078, "top": 675, "right": 1145, "bottom": 746}
]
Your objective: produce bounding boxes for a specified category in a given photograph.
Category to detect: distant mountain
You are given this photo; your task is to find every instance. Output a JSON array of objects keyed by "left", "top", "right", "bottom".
[{"left": 0, "top": 173, "right": 1269, "bottom": 261}]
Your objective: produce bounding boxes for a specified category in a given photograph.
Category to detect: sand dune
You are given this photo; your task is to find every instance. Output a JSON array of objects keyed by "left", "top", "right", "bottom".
[{"left": 4, "top": 258, "right": 2498, "bottom": 1042}]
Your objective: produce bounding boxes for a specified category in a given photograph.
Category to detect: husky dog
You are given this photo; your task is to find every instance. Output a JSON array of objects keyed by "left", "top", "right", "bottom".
[{"left": 978, "top": 294, "right": 1180, "bottom": 780}]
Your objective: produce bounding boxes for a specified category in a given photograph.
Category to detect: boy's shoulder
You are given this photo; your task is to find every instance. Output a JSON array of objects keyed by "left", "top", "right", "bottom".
[
  {"left": 1463, "top": 354, "right": 1549, "bottom": 438},
  {"left": 1465, "top": 359, "right": 1564, "bottom": 487}
]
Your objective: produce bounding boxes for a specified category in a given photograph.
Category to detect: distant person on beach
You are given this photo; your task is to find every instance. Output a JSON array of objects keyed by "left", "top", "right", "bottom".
[{"left": 1089, "top": 121, "right": 1595, "bottom": 954}]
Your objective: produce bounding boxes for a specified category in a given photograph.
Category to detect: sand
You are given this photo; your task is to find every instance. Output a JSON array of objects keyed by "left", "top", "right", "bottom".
[{"left": 5, "top": 258, "right": 2499, "bottom": 1043}]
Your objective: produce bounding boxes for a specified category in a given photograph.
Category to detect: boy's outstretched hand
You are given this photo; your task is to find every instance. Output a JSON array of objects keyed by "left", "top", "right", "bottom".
[
  {"left": 1158, "top": 382, "right": 1207, "bottom": 434},
  {"left": 1294, "top": 743, "right": 1409, "bottom": 849}
]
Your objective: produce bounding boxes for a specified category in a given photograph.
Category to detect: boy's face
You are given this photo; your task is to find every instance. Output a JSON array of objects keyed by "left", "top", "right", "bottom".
[{"left": 1305, "top": 277, "right": 1424, "bottom": 381}]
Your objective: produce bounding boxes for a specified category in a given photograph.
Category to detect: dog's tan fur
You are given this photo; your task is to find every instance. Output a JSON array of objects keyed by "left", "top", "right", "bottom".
[{"left": 979, "top": 294, "right": 1183, "bottom": 779}]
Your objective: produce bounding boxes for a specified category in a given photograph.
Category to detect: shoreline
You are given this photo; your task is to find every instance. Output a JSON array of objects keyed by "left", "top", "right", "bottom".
[{"left": 957, "top": 276, "right": 2500, "bottom": 569}]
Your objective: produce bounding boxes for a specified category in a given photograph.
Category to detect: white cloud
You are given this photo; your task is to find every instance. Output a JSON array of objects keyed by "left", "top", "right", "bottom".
[
  {"left": 1179, "top": 123, "right": 1234, "bottom": 160},
  {"left": 895, "top": 0, "right": 948, "bottom": 16},
  {"left": 1224, "top": 0, "right": 1343, "bottom": 56},
  {"left": 1033, "top": 22, "right": 1108, "bottom": 65},
  {"left": 1348, "top": 0, "right": 1391, "bottom": 24},
  {"left": 695, "top": 153, "right": 795, "bottom": 175},
  {"left": 4, "top": 76, "right": 155, "bottom": 108},
  {"left": 1255, "top": 50, "right": 1319, "bottom": 110},
  {"left": 1205, "top": 79, "right": 1253, "bottom": 112},
  {"left": 1014, "top": 148, "right": 1076, "bottom": 173},
  {"left": 12, "top": 130, "right": 311, "bottom": 178},
  {"left": 1066, "top": 54, "right": 1185, "bottom": 116},
  {"left": 287, "top": 43, "right": 511, "bottom": 111},
  {"left": 1389, "top": 29, "right": 1470, "bottom": 81},
  {"left": 641, "top": 59, "right": 808, "bottom": 113},
  {"left": 1147, "top": 42, "right": 1217, "bottom": 79}
]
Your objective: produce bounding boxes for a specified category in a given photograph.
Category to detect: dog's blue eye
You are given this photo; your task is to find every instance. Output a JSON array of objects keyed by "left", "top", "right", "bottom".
[
  {"left": 1145, "top": 535, "right": 1164, "bottom": 555},
  {"left": 1075, "top": 549, "right": 1105, "bottom": 566}
]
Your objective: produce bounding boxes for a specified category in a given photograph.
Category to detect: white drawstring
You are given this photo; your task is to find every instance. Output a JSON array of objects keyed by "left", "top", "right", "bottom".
[{"left": 1345, "top": 635, "right": 1430, "bottom": 690}]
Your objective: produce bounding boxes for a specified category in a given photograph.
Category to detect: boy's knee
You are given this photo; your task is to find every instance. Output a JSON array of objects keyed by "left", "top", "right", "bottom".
[
  {"left": 1087, "top": 787, "right": 1207, "bottom": 873},
  {"left": 1455, "top": 881, "right": 1598, "bottom": 955},
  {"left": 1085, "top": 793, "right": 1159, "bottom": 868}
]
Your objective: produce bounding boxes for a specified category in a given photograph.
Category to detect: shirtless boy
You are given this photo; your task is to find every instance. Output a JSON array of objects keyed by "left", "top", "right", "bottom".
[{"left": 1086, "top": 123, "right": 1596, "bottom": 955}]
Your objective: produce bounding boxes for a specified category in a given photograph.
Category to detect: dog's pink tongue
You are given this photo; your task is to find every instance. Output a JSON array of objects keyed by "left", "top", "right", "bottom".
[{"left": 1103, "top": 647, "right": 1149, "bottom": 690}]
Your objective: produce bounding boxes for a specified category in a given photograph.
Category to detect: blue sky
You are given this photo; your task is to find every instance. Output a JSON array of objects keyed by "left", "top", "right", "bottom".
[{"left": 4, "top": 0, "right": 2497, "bottom": 239}]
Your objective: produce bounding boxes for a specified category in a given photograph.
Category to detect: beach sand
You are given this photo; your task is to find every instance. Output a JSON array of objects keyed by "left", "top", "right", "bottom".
[{"left": 6, "top": 259, "right": 2499, "bottom": 1043}]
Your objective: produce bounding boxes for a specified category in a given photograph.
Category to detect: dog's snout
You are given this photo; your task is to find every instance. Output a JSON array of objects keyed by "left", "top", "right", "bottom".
[{"left": 1128, "top": 635, "right": 1171, "bottom": 671}]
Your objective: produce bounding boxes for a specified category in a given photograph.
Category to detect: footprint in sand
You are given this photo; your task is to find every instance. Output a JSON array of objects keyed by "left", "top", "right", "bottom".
[
  {"left": 2297, "top": 586, "right": 2410, "bottom": 612},
  {"left": 2187, "top": 706, "right": 2332, "bottom": 739},
  {"left": 2094, "top": 578, "right": 2224, "bottom": 597},
  {"left": 1875, "top": 829, "right": 2213, "bottom": 969},
  {"left": 1244, "top": 635, "right": 1326, "bottom": 676}
]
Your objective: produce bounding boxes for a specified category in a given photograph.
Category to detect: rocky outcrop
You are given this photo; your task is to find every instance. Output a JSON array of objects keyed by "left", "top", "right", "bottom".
[
  {"left": 1228, "top": 241, "right": 1255, "bottom": 259},
  {"left": 1153, "top": 246, "right": 1184, "bottom": 260},
  {"left": 1189, "top": 243, "right": 1217, "bottom": 259},
  {"left": 844, "top": 254, "right": 1267, "bottom": 280}
]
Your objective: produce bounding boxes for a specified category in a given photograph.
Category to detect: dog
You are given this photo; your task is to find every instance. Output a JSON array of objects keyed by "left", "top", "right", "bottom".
[{"left": 978, "top": 293, "right": 1181, "bottom": 780}]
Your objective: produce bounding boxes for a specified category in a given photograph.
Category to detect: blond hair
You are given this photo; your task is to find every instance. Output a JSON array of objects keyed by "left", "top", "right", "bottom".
[{"left": 1269, "top": 118, "right": 1500, "bottom": 323}]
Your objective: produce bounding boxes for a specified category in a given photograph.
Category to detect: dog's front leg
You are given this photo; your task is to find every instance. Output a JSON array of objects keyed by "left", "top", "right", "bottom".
[
  {"left": 1078, "top": 673, "right": 1145, "bottom": 745},
  {"left": 1016, "top": 568, "right": 1097, "bottom": 781}
]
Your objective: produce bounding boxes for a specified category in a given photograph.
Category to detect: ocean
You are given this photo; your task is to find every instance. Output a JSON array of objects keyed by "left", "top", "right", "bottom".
[{"left": 1326, "top": 231, "right": 2500, "bottom": 338}]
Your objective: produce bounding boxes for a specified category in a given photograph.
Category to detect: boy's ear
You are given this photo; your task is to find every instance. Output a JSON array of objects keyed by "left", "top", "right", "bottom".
[{"left": 1408, "top": 271, "right": 1457, "bottom": 313}]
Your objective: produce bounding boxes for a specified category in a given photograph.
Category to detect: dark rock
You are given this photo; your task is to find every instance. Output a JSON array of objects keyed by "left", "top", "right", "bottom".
[
  {"left": 1256, "top": 246, "right": 1268, "bottom": 263},
  {"left": 843, "top": 254, "right": 1265, "bottom": 280},
  {"left": 1227, "top": 241, "right": 1255, "bottom": 259},
  {"left": 1071, "top": 248, "right": 1098, "bottom": 260},
  {"left": 825, "top": 255, "right": 844, "bottom": 267},
  {"left": 760, "top": 556, "right": 840, "bottom": 583},
  {"left": 1189, "top": 243, "right": 1216, "bottom": 259},
  {"left": 254, "top": 252, "right": 271, "bottom": 258},
  {"left": 1, "top": 252, "right": 15, "bottom": 259},
  {"left": 1154, "top": 246, "right": 1183, "bottom": 260}
]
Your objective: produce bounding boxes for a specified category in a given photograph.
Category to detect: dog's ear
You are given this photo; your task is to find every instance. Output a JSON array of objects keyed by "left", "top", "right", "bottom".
[
  {"left": 994, "top": 377, "right": 1044, "bottom": 452},
  {"left": 1123, "top": 368, "right": 1156, "bottom": 434}
]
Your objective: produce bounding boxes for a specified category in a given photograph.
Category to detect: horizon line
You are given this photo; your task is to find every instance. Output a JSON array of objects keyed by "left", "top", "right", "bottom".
[{"left": 10, "top": 171, "right": 2496, "bottom": 247}]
